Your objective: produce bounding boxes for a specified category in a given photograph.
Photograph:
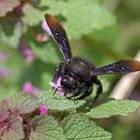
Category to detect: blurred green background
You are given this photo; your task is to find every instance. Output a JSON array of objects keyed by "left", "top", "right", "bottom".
[{"left": 0, "top": 0, "right": 140, "bottom": 139}]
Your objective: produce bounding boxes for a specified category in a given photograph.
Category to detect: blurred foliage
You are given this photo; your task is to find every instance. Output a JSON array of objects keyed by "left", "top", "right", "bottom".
[{"left": 0, "top": 0, "right": 140, "bottom": 139}]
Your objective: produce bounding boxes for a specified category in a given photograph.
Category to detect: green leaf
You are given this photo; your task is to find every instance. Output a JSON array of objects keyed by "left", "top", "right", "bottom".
[
  {"left": 30, "top": 41, "right": 61, "bottom": 64},
  {"left": 22, "top": 3, "right": 45, "bottom": 26},
  {"left": 0, "top": 17, "right": 26, "bottom": 48},
  {"left": 86, "top": 100, "right": 140, "bottom": 119},
  {"left": 9, "top": 93, "right": 40, "bottom": 115},
  {"left": 0, "top": 0, "right": 20, "bottom": 17},
  {"left": 61, "top": 113, "right": 112, "bottom": 140},
  {"left": 38, "top": 91, "right": 86, "bottom": 111},
  {"left": 42, "top": 0, "right": 116, "bottom": 39},
  {"left": 30, "top": 115, "right": 66, "bottom": 140}
]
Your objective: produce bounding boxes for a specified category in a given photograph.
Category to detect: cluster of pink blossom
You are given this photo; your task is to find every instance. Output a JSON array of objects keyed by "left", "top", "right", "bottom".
[
  {"left": 20, "top": 40, "right": 34, "bottom": 64},
  {"left": 0, "top": 53, "right": 12, "bottom": 79},
  {"left": 22, "top": 81, "right": 48, "bottom": 115}
]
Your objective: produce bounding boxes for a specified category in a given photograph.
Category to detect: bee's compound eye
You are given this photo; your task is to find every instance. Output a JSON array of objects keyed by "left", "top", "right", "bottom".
[{"left": 61, "top": 78, "right": 68, "bottom": 86}]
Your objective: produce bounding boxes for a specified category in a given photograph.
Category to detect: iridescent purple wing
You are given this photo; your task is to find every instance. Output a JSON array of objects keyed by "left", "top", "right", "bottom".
[
  {"left": 45, "top": 14, "right": 72, "bottom": 61},
  {"left": 91, "top": 60, "right": 140, "bottom": 76}
]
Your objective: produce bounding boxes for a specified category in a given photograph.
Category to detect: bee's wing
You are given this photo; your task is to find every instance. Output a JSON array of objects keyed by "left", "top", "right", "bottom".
[
  {"left": 91, "top": 60, "right": 140, "bottom": 76},
  {"left": 45, "top": 14, "right": 72, "bottom": 61}
]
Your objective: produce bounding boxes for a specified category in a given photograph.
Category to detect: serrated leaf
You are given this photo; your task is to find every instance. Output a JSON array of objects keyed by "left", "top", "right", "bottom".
[
  {"left": 61, "top": 113, "right": 112, "bottom": 140},
  {"left": 42, "top": 0, "right": 116, "bottom": 39},
  {"left": 0, "top": 18, "right": 26, "bottom": 48},
  {"left": 86, "top": 100, "right": 140, "bottom": 119},
  {"left": 38, "top": 91, "right": 86, "bottom": 111},
  {"left": 0, "top": 0, "right": 20, "bottom": 17},
  {"left": 22, "top": 3, "right": 45, "bottom": 26},
  {"left": 30, "top": 115, "right": 66, "bottom": 140},
  {"left": 0, "top": 99, "right": 9, "bottom": 122},
  {"left": 9, "top": 93, "right": 40, "bottom": 115},
  {"left": 1, "top": 115, "right": 24, "bottom": 140}
]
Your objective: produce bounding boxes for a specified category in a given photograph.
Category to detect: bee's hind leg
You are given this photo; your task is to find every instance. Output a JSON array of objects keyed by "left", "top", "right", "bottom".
[{"left": 90, "top": 79, "right": 102, "bottom": 107}]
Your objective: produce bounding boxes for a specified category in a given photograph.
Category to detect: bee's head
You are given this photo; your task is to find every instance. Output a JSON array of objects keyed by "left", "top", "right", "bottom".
[
  {"left": 61, "top": 75, "right": 77, "bottom": 92},
  {"left": 49, "top": 73, "right": 80, "bottom": 95}
]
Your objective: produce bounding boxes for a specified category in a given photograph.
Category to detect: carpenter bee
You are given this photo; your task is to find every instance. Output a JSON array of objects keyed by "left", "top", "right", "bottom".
[{"left": 45, "top": 14, "right": 140, "bottom": 106}]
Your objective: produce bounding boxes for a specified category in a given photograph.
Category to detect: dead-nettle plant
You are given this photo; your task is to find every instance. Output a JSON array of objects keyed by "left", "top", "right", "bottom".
[{"left": 0, "top": 90, "right": 140, "bottom": 140}]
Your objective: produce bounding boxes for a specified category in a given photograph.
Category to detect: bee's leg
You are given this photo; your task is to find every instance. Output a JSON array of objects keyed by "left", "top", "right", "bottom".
[
  {"left": 90, "top": 79, "right": 102, "bottom": 107},
  {"left": 53, "top": 86, "right": 62, "bottom": 96},
  {"left": 76, "top": 86, "right": 93, "bottom": 111},
  {"left": 77, "top": 85, "right": 93, "bottom": 99},
  {"left": 63, "top": 92, "right": 67, "bottom": 96}
]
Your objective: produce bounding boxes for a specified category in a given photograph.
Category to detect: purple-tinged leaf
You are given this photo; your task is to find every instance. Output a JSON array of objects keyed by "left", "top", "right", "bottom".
[
  {"left": 8, "top": 93, "right": 40, "bottom": 115},
  {"left": 1, "top": 115, "right": 24, "bottom": 140},
  {"left": 0, "top": 0, "right": 20, "bottom": 17},
  {"left": 0, "top": 99, "right": 9, "bottom": 122}
]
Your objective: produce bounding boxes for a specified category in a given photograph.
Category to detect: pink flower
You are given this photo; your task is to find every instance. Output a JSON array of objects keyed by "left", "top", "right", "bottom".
[
  {"left": 0, "top": 68, "right": 12, "bottom": 79},
  {"left": 20, "top": 40, "right": 34, "bottom": 64},
  {"left": 49, "top": 76, "right": 65, "bottom": 95},
  {"left": 23, "top": 81, "right": 33, "bottom": 93},
  {"left": 0, "top": 53, "right": 8, "bottom": 62},
  {"left": 41, "top": 19, "right": 64, "bottom": 36},
  {"left": 39, "top": 105, "right": 48, "bottom": 115},
  {"left": 14, "top": 5, "right": 22, "bottom": 15},
  {"left": 25, "top": 50, "right": 33, "bottom": 64},
  {"left": 22, "top": 81, "right": 41, "bottom": 96},
  {"left": 41, "top": 19, "right": 52, "bottom": 36},
  {"left": 35, "top": 33, "right": 49, "bottom": 42},
  {"left": 16, "top": 116, "right": 23, "bottom": 123}
]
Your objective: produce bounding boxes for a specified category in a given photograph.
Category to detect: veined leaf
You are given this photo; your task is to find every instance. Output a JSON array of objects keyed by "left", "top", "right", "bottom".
[
  {"left": 38, "top": 91, "right": 86, "bottom": 111},
  {"left": 41, "top": 0, "right": 116, "bottom": 39},
  {"left": 30, "top": 115, "right": 66, "bottom": 140},
  {"left": 9, "top": 93, "right": 40, "bottom": 115},
  {"left": 1, "top": 115, "right": 24, "bottom": 140},
  {"left": 86, "top": 100, "right": 140, "bottom": 119},
  {"left": 22, "top": 3, "right": 45, "bottom": 26},
  {"left": 61, "top": 113, "right": 112, "bottom": 140},
  {"left": 0, "top": 18, "right": 25, "bottom": 48}
]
